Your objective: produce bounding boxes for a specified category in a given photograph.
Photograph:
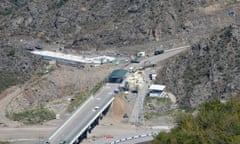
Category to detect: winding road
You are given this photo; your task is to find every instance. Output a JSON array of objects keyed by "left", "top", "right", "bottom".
[{"left": 0, "top": 45, "right": 190, "bottom": 144}]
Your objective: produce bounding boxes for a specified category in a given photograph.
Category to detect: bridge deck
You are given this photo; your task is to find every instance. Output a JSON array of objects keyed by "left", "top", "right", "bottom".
[{"left": 47, "top": 83, "right": 119, "bottom": 144}]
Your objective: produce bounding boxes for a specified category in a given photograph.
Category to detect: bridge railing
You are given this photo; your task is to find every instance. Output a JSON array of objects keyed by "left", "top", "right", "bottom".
[{"left": 69, "top": 96, "right": 115, "bottom": 144}]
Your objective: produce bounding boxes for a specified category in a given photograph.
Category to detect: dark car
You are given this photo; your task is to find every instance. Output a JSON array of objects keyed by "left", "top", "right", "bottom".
[
  {"left": 25, "top": 47, "right": 34, "bottom": 51},
  {"left": 43, "top": 141, "right": 49, "bottom": 144},
  {"left": 154, "top": 50, "right": 164, "bottom": 55},
  {"left": 131, "top": 58, "right": 140, "bottom": 63},
  {"left": 35, "top": 45, "right": 43, "bottom": 50}
]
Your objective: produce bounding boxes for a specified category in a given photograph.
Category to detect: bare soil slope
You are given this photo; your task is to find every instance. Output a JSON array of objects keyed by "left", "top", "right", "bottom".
[{"left": 109, "top": 96, "right": 129, "bottom": 120}]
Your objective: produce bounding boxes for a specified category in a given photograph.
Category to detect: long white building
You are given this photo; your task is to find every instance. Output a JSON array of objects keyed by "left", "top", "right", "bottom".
[{"left": 31, "top": 50, "right": 115, "bottom": 64}]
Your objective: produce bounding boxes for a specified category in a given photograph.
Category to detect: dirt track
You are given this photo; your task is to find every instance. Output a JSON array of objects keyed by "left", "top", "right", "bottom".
[{"left": 0, "top": 86, "right": 23, "bottom": 128}]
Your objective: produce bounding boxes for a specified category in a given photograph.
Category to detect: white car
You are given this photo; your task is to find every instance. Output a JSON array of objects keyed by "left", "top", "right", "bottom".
[
  {"left": 120, "top": 138, "right": 126, "bottom": 142},
  {"left": 140, "top": 134, "right": 147, "bottom": 137},
  {"left": 133, "top": 135, "right": 140, "bottom": 139},
  {"left": 92, "top": 106, "right": 99, "bottom": 111}
]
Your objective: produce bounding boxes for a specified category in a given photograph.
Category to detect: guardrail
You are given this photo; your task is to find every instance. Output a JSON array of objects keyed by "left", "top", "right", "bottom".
[
  {"left": 69, "top": 97, "right": 115, "bottom": 144},
  {"left": 47, "top": 96, "right": 94, "bottom": 142},
  {"left": 107, "top": 131, "right": 159, "bottom": 144}
]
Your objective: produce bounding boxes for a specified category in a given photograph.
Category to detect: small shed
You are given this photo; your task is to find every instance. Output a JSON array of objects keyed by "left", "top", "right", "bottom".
[
  {"left": 148, "top": 84, "right": 166, "bottom": 97},
  {"left": 108, "top": 69, "right": 128, "bottom": 83}
]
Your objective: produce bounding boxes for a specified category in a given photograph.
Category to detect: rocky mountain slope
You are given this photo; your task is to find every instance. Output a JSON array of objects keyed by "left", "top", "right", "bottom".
[
  {"left": 0, "top": 0, "right": 239, "bottom": 102},
  {"left": 157, "top": 24, "right": 240, "bottom": 108},
  {"left": 0, "top": 0, "right": 236, "bottom": 48},
  {"left": 0, "top": 39, "right": 43, "bottom": 92}
]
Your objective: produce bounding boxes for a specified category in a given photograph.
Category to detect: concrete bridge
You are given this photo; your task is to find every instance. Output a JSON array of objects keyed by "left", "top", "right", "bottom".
[
  {"left": 44, "top": 45, "right": 190, "bottom": 144},
  {"left": 44, "top": 84, "right": 119, "bottom": 144}
]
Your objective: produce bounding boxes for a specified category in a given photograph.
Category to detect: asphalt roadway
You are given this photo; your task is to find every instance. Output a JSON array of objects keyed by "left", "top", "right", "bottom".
[
  {"left": 47, "top": 84, "right": 119, "bottom": 144},
  {"left": 87, "top": 45, "right": 190, "bottom": 144},
  {"left": 0, "top": 45, "right": 190, "bottom": 144},
  {"left": 0, "top": 127, "right": 54, "bottom": 144},
  {"left": 128, "top": 45, "right": 190, "bottom": 124},
  {"left": 47, "top": 45, "right": 189, "bottom": 144}
]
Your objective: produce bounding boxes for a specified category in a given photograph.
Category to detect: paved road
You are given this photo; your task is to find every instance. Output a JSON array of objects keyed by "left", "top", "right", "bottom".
[
  {"left": 0, "top": 45, "right": 190, "bottom": 144},
  {"left": 47, "top": 84, "right": 119, "bottom": 144},
  {"left": 0, "top": 127, "right": 54, "bottom": 144},
  {"left": 128, "top": 71, "right": 149, "bottom": 125},
  {"left": 140, "top": 45, "right": 190, "bottom": 66},
  {"left": 88, "top": 45, "right": 189, "bottom": 144},
  {"left": 129, "top": 45, "right": 190, "bottom": 124},
  {"left": 47, "top": 45, "right": 190, "bottom": 144}
]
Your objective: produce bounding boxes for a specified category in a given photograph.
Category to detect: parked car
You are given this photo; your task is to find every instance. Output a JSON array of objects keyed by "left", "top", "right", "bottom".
[
  {"left": 131, "top": 59, "right": 140, "bottom": 63},
  {"left": 154, "top": 50, "right": 164, "bottom": 55},
  {"left": 35, "top": 45, "right": 43, "bottom": 50},
  {"left": 25, "top": 47, "right": 34, "bottom": 51}
]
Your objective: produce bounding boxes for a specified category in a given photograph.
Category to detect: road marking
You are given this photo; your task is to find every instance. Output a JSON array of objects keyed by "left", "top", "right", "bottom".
[
  {"left": 48, "top": 96, "right": 94, "bottom": 141},
  {"left": 70, "top": 97, "right": 115, "bottom": 144},
  {"left": 47, "top": 45, "right": 185, "bottom": 143}
]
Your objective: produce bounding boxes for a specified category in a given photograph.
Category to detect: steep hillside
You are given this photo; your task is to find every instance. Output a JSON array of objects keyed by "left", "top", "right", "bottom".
[
  {"left": 0, "top": 0, "right": 239, "bottom": 97},
  {"left": 152, "top": 94, "right": 240, "bottom": 144},
  {"left": 157, "top": 24, "right": 240, "bottom": 108},
  {"left": 0, "top": 39, "right": 43, "bottom": 93},
  {"left": 0, "top": 0, "right": 236, "bottom": 49}
]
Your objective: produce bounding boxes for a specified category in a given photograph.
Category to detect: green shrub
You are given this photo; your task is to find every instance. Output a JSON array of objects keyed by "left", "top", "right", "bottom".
[
  {"left": 0, "top": 142, "right": 9, "bottom": 144},
  {"left": 152, "top": 94, "right": 240, "bottom": 144},
  {"left": 0, "top": 8, "right": 13, "bottom": 16},
  {"left": 67, "top": 80, "right": 106, "bottom": 112},
  {"left": 0, "top": 73, "right": 20, "bottom": 93},
  {"left": 11, "top": 105, "right": 55, "bottom": 125},
  {"left": 49, "top": 0, "right": 69, "bottom": 9},
  {"left": 7, "top": 49, "right": 15, "bottom": 57}
]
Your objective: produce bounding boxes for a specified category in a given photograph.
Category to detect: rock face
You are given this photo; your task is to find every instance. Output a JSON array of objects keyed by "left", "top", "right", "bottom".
[
  {"left": 0, "top": 0, "right": 239, "bottom": 100},
  {"left": 157, "top": 25, "right": 240, "bottom": 108},
  {"left": 0, "top": 39, "right": 43, "bottom": 92},
  {"left": 0, "top": 0, "right": 236, "bottom": 49}
]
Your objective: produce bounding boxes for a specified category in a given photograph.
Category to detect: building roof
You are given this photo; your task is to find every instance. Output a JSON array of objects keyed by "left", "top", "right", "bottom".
[
  {"left": 109, "top": 69, "right": 128, "bottom": 79},
  {"left": 149, "top": 84, "right": 166, "bottom": 91},
  {"left": 31, "top": 50, "right": 115, "bottom": 64}
]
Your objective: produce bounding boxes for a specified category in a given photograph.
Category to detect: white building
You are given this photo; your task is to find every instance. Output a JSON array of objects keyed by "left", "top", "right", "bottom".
[
  {"left": 148, "top": 84, "right": 166, "bottom": 97},
  {"left": 31, "top": 50, "right": 116, "bottom": 65}
]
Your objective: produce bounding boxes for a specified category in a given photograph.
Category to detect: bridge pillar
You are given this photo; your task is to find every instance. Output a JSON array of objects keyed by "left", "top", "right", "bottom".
[
  {"left": 99, "top": 113, "right": 103, "bottom": 120},
  {"left": 75, "top": 130, "right": 88, "bottom": 144},
  {"left": 102, "top": 102, "right": 112, "bottom": 116},
  {"left": 88, "top": 125, "right": 92, "bottom": 133},
  {"left": 82, "top": 130, "right": 88, "bottom": 139},
  {"left": 95, "top": 116, "right": 100, "bottom": 124},
  {"left": 73, "top": 139, "right": 79, "bottom": 144},
  {"left": 74, "top": 101, "right": 115, "bottom": 144}
]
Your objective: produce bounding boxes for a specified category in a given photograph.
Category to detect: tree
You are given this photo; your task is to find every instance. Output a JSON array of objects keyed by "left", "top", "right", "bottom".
[{"left": 152, "top": 94, "right": 240, "bottom": 144}]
